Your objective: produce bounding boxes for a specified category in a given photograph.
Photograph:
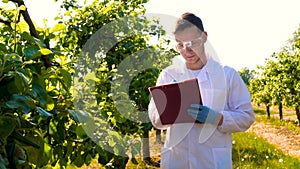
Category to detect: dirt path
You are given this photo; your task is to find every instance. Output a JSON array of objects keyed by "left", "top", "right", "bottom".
[{"left": 248, "top": 120, "right": 300, "bottom": 158}]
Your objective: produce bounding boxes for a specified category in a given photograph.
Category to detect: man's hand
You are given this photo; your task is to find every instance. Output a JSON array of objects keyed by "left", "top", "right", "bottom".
[{"left": 187, "top": 104, "right": 222, "bottom": 125}]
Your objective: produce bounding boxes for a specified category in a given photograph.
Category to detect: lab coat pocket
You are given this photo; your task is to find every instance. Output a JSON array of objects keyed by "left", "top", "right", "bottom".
[
  {"left": 161, "top": 147, "right": 171, "bottom": 169},
  {"left": 212, "top": 147, "right": 232, "bottom": 169}
]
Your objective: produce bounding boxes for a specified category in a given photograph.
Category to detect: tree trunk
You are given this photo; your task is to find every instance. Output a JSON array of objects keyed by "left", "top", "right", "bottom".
[
  {"left": 296, "top": 106, "right": 300, "bottom": 127},
  {"left": 266, "top": 104, "right": 270, "bottom": 119},
  {"left": 279, "top": 102, "right": 283, "bottom": 121},
  {"left": 155, "top": 129, "right": 163, "bottom": 144},
  {"left": 142, "top": 131, "right": 151, "bottom": 163}
]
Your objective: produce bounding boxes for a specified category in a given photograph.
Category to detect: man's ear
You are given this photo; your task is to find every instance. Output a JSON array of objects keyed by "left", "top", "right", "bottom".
[{"left": 203, "top": 31, "right": 208, "bottom": 43}]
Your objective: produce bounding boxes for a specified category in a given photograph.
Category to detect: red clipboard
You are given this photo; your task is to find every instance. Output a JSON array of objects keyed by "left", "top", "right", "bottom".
[{"left": 148, "top": 78, "right": 202, "bottom": 124}]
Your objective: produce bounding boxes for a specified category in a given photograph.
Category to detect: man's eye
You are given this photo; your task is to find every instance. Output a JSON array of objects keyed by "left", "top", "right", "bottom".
[
  {"left": 177, "top": 43, "right": 184, "bottom": 47},
  {"left": 185, "top": 42, "right": 192, "bottom": 47}
]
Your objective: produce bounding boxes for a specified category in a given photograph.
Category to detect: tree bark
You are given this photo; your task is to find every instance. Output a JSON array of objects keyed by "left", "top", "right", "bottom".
[
  {"left": 279, "top": 102, "right": 283, "bottom": 121},
  {"left": 295, "top": 106, "right": 300, "bottom": 127},
  {"left": 142, "top": 131, "right": 151, "bottom": 163},
  {"left": 10, "top": 0, "right": 39, "bottom": 39},
  {"left": 155, "top": 129, "right": 163, "bottom": 143},
  {"left": 266, "top": 103, "right": 270, "bottom": 119}
]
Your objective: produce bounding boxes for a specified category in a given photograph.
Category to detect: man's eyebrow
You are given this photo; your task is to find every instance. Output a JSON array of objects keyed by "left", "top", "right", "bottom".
[{"left": 175, "top": 39, "right": 181, "bottom": 42}]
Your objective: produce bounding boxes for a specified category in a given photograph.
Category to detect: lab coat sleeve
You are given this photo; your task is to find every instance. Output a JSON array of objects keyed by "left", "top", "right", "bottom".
[
  {"left": 218, "top": 69, "right": 255, "bottom": 133},
  {"left": 148, "top": 70, "right": 172, "bottom": 130},
  {"left": 148, "top": 98, "right": 170, "bottom": 130},
  {"left": 148, "top": 71, "right": 170, "bottom": 130}
]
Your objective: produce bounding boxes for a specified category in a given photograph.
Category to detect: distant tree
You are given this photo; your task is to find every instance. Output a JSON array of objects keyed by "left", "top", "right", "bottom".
[
  {"left": 249, "top": 24, "right": 300, "bottom": 124},
  {"left": 238, "top": 67, "right": 254, "bottom": 86},
  {"left": 249, "top": 70, "right": 272, "bottom": 118}
]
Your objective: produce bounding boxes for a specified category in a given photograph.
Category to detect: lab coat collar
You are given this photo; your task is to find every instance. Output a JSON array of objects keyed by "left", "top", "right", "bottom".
[
  {"left": 166, "top": 56, "right": 222, "bottom": 83},
  {"left": 197, "top": 58, "right": 218, "bottom": 83}
]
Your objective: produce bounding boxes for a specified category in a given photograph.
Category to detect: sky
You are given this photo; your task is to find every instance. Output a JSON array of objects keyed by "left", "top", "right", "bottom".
[{"left": 10, "top": 0, "right": 300, "bottom": 70}]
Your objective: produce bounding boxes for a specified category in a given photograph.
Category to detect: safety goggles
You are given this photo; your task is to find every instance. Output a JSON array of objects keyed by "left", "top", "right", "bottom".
[{"left": 176, "top": 36, "right": 203, "bottom": 51}]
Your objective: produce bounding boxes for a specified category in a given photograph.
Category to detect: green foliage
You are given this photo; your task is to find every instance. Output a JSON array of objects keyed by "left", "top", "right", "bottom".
[
  {"left": 248, "top": 73, "right": 272, "bottom": 107},
  {"left": 0, "top": 6, "right": 87, "bottom": 166},
  {"left": 238, "top": 67, "right": 254, "bottom": 86},
  {"left": 0, "top": 0, "right": 175, "bottom": 168}
]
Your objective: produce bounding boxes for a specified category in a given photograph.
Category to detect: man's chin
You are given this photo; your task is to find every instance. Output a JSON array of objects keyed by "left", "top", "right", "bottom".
[{"left": 186, "top": 58, "right": 200, "bottom": 64}]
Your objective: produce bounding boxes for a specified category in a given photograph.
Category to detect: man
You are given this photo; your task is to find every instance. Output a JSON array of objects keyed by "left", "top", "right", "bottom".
[{"left": 148, "top": 12, "right": 255, "bottom": 169}]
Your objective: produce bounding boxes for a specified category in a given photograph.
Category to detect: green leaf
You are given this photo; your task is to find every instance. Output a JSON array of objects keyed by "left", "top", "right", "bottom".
[
  {"left": 0, "top": 116, "right": 16, "bottom": 139},
  {"left": 68, "top": 110, "right": 80, "bottom": 122},
  {"left": 32, "top": 84, "right": 47, "bottom": 106},
  {"left": 84, "top": 153, "right": 93, "bottom": 165},
  {"left": 15, "top": 71, "right": 29, "bottom": 93},
  {"left": 32, "top": 73, "right": 46, "bottom": 87},
  {"left": 68, "top": 110, "right": 90, "bottom": 123},
  {"left": 12, "top": 131, "right": 40, "bottom": 148},
  {"left": 51, "top": 23, "right": 66, "bottom": 33},
  {"left": 0, "top": 156, "right": 6, "bottom": 169},
  {"left": 59, "top": 68, "right": 72, "bottom": 90},
  {"left": 29, "top": 51, "right": 42, "bottom": 61},
  {"left": 6, "top": 94, "right": 33, "bottom": 114},
  {"left": 76, "top": 125, "right": 88, "bottom": 139},
  {"left": 7, "top": 80, "right": 19, "bottom": 94},
  {"left": 55, "top": 120, "right": 66, "bottom": 143},
  {"left": 39, "top": 48, "right": 52, "bottom": 55},
  {"left": 24, "top": 45, "right": 39, "bottom": 60},
  {"left": 0, "top": 43, "right": 6, "bottom": 51},
  {"left": 108, "top": 138, "right": 116, "bottom": 147},
  {"left": 143, "top": 122, "right": 153, "bottom": 131},
  {"left": 34, "top": 38, "right": 46, "bottom": 48},
  {"left": 73, "top": 155, "right": 84, "bottom": 167},
  {"left": 21, "top": 132, "right": 49, "bottom": 167},
  {"left": 19, "top": 119, "right": 36, "bottom": 129},
  {"left": 19, "top": 5, "right": 26, "bottom": 11},
  {"left": 84, "top": 72, "right": 96, "bottom": 81},
  {"left": 5, "top": 53, "right": 22, "bottom": 63},
  {"left": 46, "top": 96, "right": 55, "bottom": 111},
  {"left": 36, "top": 107, "right": 52, "bottom": 117},
  {"left": 17, "top": 21, "right": 29, "bottom": 33},
  {"left": 21, "top": 32, "right": 34, "bottom": 43}
]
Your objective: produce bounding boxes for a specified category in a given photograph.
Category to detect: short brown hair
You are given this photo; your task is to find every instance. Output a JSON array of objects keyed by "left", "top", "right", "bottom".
[{"left": 173, "top": 12, "right": 204, "bottom": 34}]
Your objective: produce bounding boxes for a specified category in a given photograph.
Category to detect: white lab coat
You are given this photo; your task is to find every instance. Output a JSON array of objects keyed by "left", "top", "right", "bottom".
[{"left": 148, "top": 57, "right": 255, "bottom": 169}]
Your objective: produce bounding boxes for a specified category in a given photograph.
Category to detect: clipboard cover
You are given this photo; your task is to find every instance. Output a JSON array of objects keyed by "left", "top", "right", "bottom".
[{"left": 148, "top": 78, "right": 202, "bottom": 124}]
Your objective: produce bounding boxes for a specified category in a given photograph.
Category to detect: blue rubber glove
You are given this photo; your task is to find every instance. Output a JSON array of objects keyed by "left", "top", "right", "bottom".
[{"left": 187, "top": 104, "right": 220, "bottom": 125}]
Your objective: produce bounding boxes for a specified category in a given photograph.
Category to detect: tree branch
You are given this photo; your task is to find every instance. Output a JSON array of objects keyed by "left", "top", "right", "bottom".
[
  {"left": 9, "top": 0, "right": 52, "bottom": 68},
  {"left": 0, "top": 18, "right": 12, "bottom": 28},
  {"left": 9, "top": 0, "right": 39, "bottom": 39}
]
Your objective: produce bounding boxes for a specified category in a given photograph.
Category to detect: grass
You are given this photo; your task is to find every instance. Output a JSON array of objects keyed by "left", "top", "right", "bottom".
[
  {"left": 126, "top": 130, "right": 300, "bottom": 168},
  {"left": 70, "top": 107, "right": 300, "bottom": 168},
  {"left": 233, "top": 107, "right": 300, "bottom": 168},
  {"left": 232, "top": 132, "right": 300, "bottom": 168},
  {"left": 254, "top": 108, "right": 300, "bottom": 133},
  {"left": 63, "top": 131, "right": 300, "bottom": 169}
]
